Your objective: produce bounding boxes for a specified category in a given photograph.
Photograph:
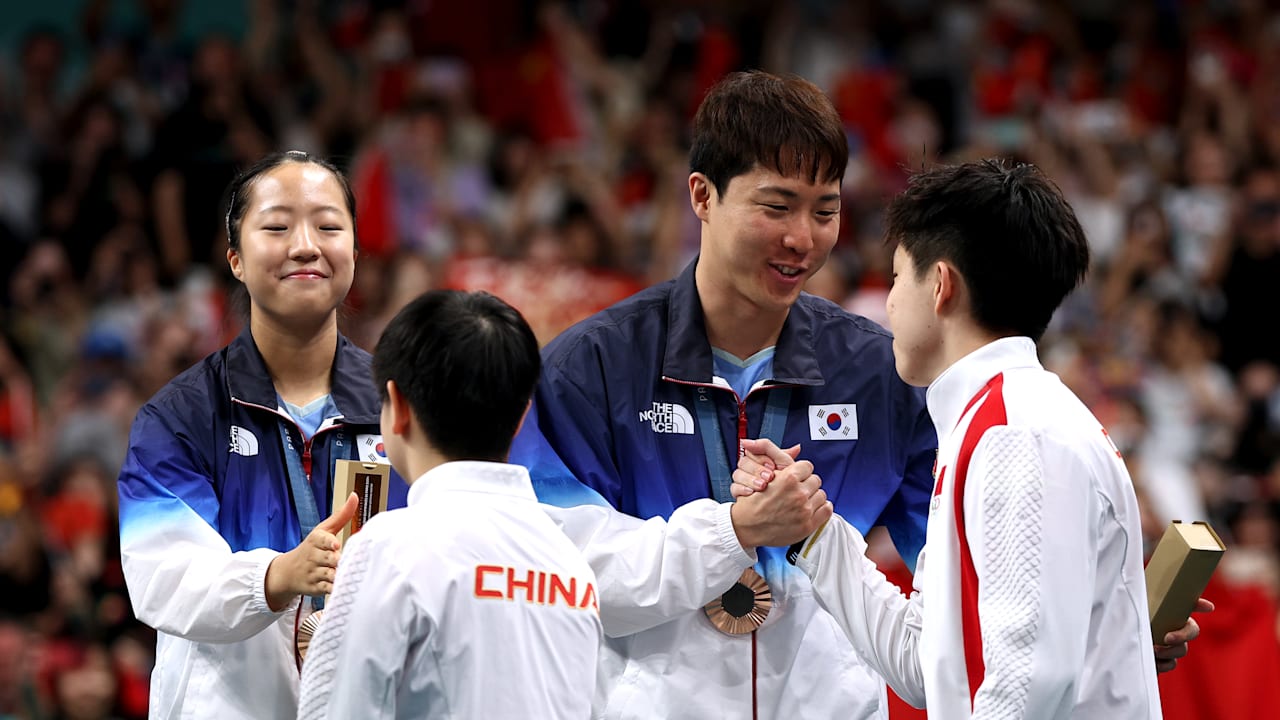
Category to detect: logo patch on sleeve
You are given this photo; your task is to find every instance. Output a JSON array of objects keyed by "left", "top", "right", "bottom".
[
  {"left": 357, "top": 434, "right": 389, "bottom": 463},
  {"left": 808, "top": 404, "right": 857, "bottom": 440}
]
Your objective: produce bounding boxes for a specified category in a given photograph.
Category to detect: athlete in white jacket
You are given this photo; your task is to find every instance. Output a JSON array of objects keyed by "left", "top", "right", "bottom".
[
  {"left": 738, "top": 161, "right": 1164, "bottom": 718},
  {"left": 297, "top": 290, "right": 601, "bottom": 719}
]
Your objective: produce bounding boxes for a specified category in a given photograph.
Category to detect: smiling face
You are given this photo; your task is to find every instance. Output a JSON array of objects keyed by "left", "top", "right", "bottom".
[
  {"left": 885, "top": 244, "right": 943, "bottom": 387},
  {"left": 227, "top": 162, "right": 357, "bottom": 327},
  {"left": 694, "top": 165, "right": 841, "bottom": 317}
]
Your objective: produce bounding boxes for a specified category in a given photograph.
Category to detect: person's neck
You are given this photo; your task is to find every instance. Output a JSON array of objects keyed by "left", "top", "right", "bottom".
[
  {"left": 251, "top": 312, "right": 339, "bottom": 406},
  {"left": 401, "top": 444, "right": 465, "bottom": 487},
  {"left": 928, "top": 325, "right": 1010, "bottom": 388},
  {"left": 695, "top": 267, "right": 787, "bottom": 361}
]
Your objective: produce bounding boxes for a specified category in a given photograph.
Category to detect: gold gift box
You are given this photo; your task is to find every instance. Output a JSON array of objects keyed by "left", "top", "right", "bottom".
[
  {"left": 333, "top": 459, "right": 390, "bottom": 547},
  {"left": 1145, "top": 521, "right": 1225, "bottom": 640}
]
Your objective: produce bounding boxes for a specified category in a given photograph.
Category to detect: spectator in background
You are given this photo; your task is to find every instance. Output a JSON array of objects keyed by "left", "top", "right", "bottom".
[
  {"left": 150, "top": 36, "right": 274, "bottom": 284},
  {"left": 1162, "top": 131, "right": 1235, "bottom": 288},
  {"left": 349, "top": 94, "right": 489, "bottom": 262},
  {"left": 1215, "top": 164, "right": 1280, "bottom": 375},
  {"left": 1138, "top": 300, "right": 1241, "bottom": 524}
]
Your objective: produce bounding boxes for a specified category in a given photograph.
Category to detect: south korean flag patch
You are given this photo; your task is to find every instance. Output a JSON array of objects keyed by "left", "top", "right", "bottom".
[
  {"left": 809, "top": 404, "right": 857, "bottom": 440},
  {"left": 356, "top": 433, "right": 389, "bottom": 463}
]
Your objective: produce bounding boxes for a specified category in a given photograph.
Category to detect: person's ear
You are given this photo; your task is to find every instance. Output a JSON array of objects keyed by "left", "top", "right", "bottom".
[
  {"left": 513, "top": 400, "right": 533, "bottom": 439},
  {"left": 689, "top": 173, "right": 714, "bottom": 222},
  {"left": 933, "top": 261, "right": 956, "bottom": 315},
  {"left": 385, "top": 380, "right": 412, "bottom": 437},
  {"left": 227, "top": 247, "right": 243, "bottom": 281}
]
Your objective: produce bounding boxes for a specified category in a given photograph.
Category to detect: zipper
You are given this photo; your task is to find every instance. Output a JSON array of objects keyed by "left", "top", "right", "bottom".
[
  {"left": 232, "top": 397, "right": 343, "bottom": 481},
  {"left": 662, "top": 377, "right": 795, "bottom": 453},
  {"left": 661, "top": 377, "right": 793, "bottom": 720}
]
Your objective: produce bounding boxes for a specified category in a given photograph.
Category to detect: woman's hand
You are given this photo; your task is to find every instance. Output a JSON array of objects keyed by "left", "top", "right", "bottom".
[{"left": 265, "top": 493, "right": 359, "bottom": 611}]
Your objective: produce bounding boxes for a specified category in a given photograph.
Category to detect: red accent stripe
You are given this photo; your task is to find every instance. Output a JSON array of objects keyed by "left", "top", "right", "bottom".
[
  {"left": 751, "top": 631, "right": 759, "bottom": 720},
  {"left": 952, "top": 373, "right": 1007, "bottom": 708}
]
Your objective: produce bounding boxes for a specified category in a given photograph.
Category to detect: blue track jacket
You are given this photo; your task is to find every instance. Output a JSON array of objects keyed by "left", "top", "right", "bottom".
[
  {"left": 511, "top": 259, "right": 937, "bottom": 719},
  {"left": 118, "top": 327, "right": 408, "bottom": 719}
]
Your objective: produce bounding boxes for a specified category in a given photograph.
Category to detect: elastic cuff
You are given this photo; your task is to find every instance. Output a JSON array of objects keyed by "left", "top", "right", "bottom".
[
  {"left": 715, "top": 501, "right": 758, "bottom": 566},
  {"left": 249, "top": 548, "right": 292, "bottom": 615}
]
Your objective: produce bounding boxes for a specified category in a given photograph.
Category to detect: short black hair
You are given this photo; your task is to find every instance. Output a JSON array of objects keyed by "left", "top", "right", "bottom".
[
  {"left": 689, "top": 70, "right": 847, "bottom": 198},
  {"left": 222, "top": 150, "right": 357, "bottom": 251},
  {"left": 886, "top": 159, "right": 1090, "bottom": 341},
  {"left": 372, "top": 290, "right": 541, "bottom": 462}
]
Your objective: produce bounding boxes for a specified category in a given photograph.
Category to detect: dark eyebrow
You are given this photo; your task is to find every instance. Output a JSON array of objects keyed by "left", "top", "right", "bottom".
[
  {"left": 256, "top": 205, "right": 346, "bottom": 215},
  {"left": 757, "top": 186, "right": 798, "bottom": 199},
  {"left": 756, "top": 186, "right": 840, "bottom": 203}
]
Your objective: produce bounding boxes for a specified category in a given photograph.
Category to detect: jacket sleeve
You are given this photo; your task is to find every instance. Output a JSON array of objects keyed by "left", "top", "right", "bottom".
[
  {"left": 966, "top": 427, "right": 1092, "bottom": 720},
  {"left": 541, "top": 500, "right": 755, "bottom": 637},
  {"left": 297, "top": 529, "right": 408, "bottom": 720},
  {"left": 513, "top": 359, "right": 756, "bottom": 637},
  {"left": 515, "top": 358, "right": 627, "bottom": 508},
  {"left": 794, "top": 516, "right": 927, "bottom": 707},
  {"left": 874, "top": 403, "right": 936, "bottom": 572},
  {"left": 118, "top": 401, "right": 288, "bottom": 643}
]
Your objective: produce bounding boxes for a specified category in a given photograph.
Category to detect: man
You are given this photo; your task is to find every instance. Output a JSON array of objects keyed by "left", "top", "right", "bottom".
[
  {"left": 297, "top": 290, "right": 600, "bottom": 719},
  {"left": 739, "top": 160, "right": 1163, "bottom": 718},
  {"left": 511, "top": 70, "right": 931, "bottom": 719}
]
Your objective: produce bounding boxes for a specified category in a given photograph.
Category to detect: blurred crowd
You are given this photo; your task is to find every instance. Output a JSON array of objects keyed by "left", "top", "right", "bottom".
[{"left": 2, "top": 0, "right": 1280, "bottom": 717}]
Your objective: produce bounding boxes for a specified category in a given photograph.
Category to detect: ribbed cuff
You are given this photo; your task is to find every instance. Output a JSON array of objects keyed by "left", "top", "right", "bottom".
[{"left": 714, "top": 501, "right": 758, "bottom": 566}]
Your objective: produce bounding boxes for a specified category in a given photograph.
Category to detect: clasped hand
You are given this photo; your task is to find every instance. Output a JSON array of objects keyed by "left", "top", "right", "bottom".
[{"left": 729, "top": 438, "right": 832, "bottom": 549}]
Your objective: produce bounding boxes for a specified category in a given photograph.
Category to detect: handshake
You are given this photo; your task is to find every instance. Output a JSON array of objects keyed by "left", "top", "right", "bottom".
[{"left": 729, "top": 438, "right": 833, "bottom": 549}]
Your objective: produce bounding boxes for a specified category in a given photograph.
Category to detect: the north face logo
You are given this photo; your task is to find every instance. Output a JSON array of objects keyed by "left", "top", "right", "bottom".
[
  {"left": 229, "top": 425, "right": 259, "bottom": 457},
  {"left": 638, "top": 402, "right": 695, "bottom": 435}
]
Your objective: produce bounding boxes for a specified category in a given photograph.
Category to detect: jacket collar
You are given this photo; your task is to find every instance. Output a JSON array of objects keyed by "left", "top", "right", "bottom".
[
  {"left": 225, "top": 324, "right": 382, "bottom": 424},
  {"left": 926, "top": 336, "right": 1041, "bottom": 437},
  {"left": 661, "top": 259, "right": 824, "bottom": 386},
  {"left": 407, "top": 461, "right": 537, "bottom": 507}
]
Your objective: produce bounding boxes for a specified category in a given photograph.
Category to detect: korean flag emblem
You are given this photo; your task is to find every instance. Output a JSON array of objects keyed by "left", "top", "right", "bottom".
[
  {"left": 809, "top": 404, "right": 857, "bottom": 440},
  {"left": 356, "top": 434, "right": 389, "bottom": 463}
]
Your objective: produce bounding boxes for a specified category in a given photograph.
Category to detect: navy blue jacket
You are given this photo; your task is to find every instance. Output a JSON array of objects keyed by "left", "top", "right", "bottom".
[
  {"left": 512, "top": 259, "right": 936, "bottom": 572},
  {"left": 119, "top": 327, "right": 408, "bottom": 554}
]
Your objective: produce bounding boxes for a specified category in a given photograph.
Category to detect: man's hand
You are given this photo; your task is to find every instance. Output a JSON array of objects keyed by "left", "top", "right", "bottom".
[
  {"left": 729, "top": 438, "right": 831, "bottom": 549},
  {"left": 1155, "top": 597, "right": 1215, "bottom": 672},
  {"left": 732, "top": 439, "right": 801, "bottom": 497},
  {"left": 264, "top": 492, "right": 359, "bottom": 611}
]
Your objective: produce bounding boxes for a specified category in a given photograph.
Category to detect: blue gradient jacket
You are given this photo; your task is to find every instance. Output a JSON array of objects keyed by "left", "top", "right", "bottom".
[
  {"left": 510, "top": 260, "right": 937, "bottom": 720},
  {"left": 117, "top": 328, "right": 407, "bottom": 719}
]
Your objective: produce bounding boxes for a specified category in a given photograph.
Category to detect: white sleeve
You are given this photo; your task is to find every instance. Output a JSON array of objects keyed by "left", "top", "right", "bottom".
[
  {"left": 541, "top": 499, "right": 757, "bottom": 637},
  {"left": 118, "top": 416, "right": 287, "bottom": 643},
  {"left": 298, "top": 529, "right": 408, "bottom": 720},
  {"left": 120, "top": 504, "right": 284, "bottom": 643},
  {"left": 794, "top": 516, "right": 927, "bottom": 707},
  {"left": 967, "top": 427, "right": 1091, "bottom": 720}
]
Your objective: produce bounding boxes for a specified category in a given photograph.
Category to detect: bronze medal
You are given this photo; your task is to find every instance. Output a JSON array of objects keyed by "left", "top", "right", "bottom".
[
  {"left": 704, "top": 568, "right": 771, "bottom": 634},
  {"left": 295, "top": 609, "right": 324, "bottom": 669}
]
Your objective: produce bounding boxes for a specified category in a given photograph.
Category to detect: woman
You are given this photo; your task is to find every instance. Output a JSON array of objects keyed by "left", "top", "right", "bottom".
[{"left": 117, "top": 151, "right": 408, "bottom": 719}]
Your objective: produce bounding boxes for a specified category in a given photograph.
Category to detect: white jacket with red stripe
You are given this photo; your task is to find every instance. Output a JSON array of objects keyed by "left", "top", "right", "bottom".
[{"left": 796, "top": 337, "right": 1162, "bottom": 719}]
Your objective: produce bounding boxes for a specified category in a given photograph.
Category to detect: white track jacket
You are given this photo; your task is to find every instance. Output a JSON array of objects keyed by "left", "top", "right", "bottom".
[
  {"left": 297, "top": 461, "right": 601, "bottom": 719},
  {"left": 795, "top": 337, "right": 1161, "bottom": 719}
]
